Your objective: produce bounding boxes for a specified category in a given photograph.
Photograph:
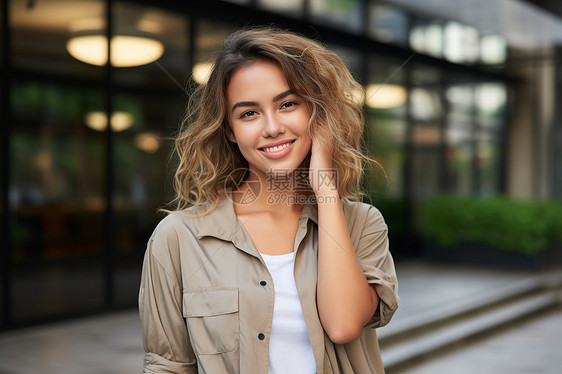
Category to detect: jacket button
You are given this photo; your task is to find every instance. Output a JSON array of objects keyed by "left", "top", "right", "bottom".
[
  {"left": 258, "top": 333, "right": 265, "bottom": 340},
  {"left": 260, "top": 281, "right": 267, "bottom": 286}
]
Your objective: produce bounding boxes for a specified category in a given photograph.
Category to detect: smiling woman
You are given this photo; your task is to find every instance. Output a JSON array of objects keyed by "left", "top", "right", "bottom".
[
  {"left": 139, "top": 27, "right": 399, "bottom": 374},
  {"left": 225, "top": 60, "right": 312, "bottom": 176}
]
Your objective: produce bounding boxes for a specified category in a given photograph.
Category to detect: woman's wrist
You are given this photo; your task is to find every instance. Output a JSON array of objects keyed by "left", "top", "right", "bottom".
[
  {"left": 314, "top": 185, "right": 340, "bottom": 205},
  {"left": 310, "top": 168, "right": 336, "bottom": 195}
]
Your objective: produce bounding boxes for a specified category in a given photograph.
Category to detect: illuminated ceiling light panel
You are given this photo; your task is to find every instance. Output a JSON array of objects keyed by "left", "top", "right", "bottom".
[
  {"left": 135, "top": 133, "right": 161, "bottom": 154},
  {"left": 85, "top": 111, "right": 133, "bottom": 132},
  {"left": 67, "top": 35, "right": 164, "bottom": 67},
  {"left": 365, "top": 84, "right": 407, "bottom": 109},
  {"left": 192, "top": 62, "right": 213, "bottom": 84}
]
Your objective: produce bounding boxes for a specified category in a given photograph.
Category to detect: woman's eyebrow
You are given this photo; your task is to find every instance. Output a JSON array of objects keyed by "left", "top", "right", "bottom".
[
  {"left": 231, "top": 90, "right": 294, "bottom": 113},
  {"left": 272, "top": 90, "right": 293, "bottom": 103},
  {"left": 231, "top": 101, "right": 257, "bottom": 112}
]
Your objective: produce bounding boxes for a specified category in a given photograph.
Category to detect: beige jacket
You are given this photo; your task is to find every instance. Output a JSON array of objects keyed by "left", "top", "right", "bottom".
[{"left": 139, "top": 194, "right": 399, "bottom": 373}]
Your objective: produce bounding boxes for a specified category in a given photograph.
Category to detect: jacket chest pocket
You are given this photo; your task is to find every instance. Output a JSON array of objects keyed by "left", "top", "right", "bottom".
[{"left": 183, "top": 288, "right": 240, "bottom": 355}]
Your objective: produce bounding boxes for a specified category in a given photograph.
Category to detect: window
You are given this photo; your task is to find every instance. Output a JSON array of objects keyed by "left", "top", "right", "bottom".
[
  {"left": 113, "top": 2, "right": 190, "bottom": 88},
  {"left": 369, "top": 4, "right": 409, "bottom": 46},
  {"left": 310, "top": 0, "right": 363, "bottom": 33},
  {"left": 11, "top": 0, "right": 105, "bottom": 78}
]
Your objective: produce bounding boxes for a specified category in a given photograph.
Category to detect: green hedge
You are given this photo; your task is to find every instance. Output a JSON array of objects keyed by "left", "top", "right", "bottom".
[
  {"left": 367, "top": 197, "right": 407, "bottom": 236},
  {"left": 421, "top": 195, "right": 562, "bottom": 256}
]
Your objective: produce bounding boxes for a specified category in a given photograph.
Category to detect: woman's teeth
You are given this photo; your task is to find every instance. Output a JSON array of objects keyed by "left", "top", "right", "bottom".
[{"left": 262, "top": 142, "right": 291, "bottom": 153}]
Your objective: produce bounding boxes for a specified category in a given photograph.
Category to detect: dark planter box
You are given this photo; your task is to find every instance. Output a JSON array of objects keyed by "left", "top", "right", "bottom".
[{"left": 421, "top": 241, "right": 562, "bottom": 270}]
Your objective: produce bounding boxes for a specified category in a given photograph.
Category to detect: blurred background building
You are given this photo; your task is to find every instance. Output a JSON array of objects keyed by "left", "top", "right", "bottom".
[{"left": 1, "top": 0, "right": 560, "bottom": 330}]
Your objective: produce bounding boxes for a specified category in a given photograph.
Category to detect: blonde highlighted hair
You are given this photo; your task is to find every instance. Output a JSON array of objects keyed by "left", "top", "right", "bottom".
[{"left": 172, "top": 27, "right": 375, "bottom": 214}]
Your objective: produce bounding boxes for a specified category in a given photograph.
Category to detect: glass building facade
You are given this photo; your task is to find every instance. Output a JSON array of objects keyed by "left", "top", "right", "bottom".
[{"left": 3, "top": 0, "right": 554, "bottom": 329}]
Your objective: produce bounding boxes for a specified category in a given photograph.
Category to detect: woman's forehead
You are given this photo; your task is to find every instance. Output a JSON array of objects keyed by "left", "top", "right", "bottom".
[{"left": 226, "top": 61, "right": 290, "bottom": 101}]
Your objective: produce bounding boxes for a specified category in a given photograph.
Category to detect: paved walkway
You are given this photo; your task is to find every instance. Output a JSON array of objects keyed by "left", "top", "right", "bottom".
[
  {"left": 394, "top": 306, "right": 562, "bottom": 374},
  {"left": 0, "top": 260, "right": 560, "bottom": 374},
  {"left": 0, "top": 310, "right": 143, "bottom": 374}
]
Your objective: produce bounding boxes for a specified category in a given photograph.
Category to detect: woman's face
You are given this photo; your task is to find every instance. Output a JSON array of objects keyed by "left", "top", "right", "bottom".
[{"left": 226, "top": 60, "right": 312, "bottom": 181}]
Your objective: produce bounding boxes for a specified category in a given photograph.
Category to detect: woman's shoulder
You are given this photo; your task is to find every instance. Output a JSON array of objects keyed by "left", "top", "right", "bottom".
[
  {"left": 151, "top": 203, "right": 212, "bottom": 240},
  {"left": 340, "top": 198, "right": 387, "bottom": 231},
  {"left": 146, "top": 203, "right": 213, "bottom": 263}
]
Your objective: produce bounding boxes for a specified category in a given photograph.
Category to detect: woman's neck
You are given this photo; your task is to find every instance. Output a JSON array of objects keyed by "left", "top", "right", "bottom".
[{"left": 232, "top": 172, "right": 311, "bottom": 215}]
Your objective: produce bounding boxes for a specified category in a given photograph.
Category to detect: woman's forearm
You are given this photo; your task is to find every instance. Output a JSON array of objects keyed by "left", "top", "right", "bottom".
[{"left": 316, "top": 192, "right": 379, "bottom": 344}]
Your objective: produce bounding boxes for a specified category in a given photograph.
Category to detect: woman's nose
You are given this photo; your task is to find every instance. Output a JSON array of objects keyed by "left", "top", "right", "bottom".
[{"left": 262, "top": 114, "right": 285, "bottom": 137}]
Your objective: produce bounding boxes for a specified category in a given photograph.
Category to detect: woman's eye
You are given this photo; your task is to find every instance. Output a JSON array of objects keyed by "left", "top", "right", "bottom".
[
  {"left": 240, "top": 110, "right": 257, "bottom": 118},
  {"left": 281, "top": 101, "right": 298, "bottom": 110}
]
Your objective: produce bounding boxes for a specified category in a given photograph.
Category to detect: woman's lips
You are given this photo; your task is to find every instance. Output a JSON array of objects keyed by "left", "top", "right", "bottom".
[{"left": 259, "top": 140, "right": 295, "bottom": 159}]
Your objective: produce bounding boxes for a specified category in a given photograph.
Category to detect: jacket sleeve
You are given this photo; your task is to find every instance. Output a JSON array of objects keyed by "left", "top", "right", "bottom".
[
  {"left": 348, "top": 203, "right": 399, "bottom": 328},
  {"left": 138, "top": 217, "right": 197, "bottom": 373}
]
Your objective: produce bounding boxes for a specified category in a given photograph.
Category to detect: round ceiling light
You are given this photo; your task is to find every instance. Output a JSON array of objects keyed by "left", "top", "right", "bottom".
[
  {"left": 135, "top": 133, "right": 161, "bottom": 154},
  {"left": 67, "top": 34, "right": 164, "bottom": 67},
  {"left": 85, "top": 111, "right": 133, "bottom": 132},
  {"left": 192, "top": 62, "right": 213, "bottom": 84},
  {"left": 365, "top": 84, "right": 408, "bottom": 109}
]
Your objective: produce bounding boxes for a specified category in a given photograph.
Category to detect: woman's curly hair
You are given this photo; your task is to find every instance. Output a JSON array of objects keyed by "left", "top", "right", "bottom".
[{"left": 171, "top": 27, "right": 375, "bottom": 214}]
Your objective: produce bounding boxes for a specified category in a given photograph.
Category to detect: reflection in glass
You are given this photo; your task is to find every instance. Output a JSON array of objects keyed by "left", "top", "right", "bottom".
[
  {"left": 411, "top": 148, "right": 440, "bottom": 199},
  {"left": 13, "top": 263, "right": 104, "bottom": 322},
  {"left": 446, "top": 119, "right": 473, "bottom": 195},
  {"left": 477, "top": 140, "right": 501, "bottom": 195},
  {"left": 10, "top": 81, "right": 107, "bottom": 322},
  {"left": 476, "top": 83, "right": 507, "bottom": 120},
  {"left": 10, "top": 82, "right": 105, "bottom": 218},
  {"left": 368, "top": 56, "right": 407, "bottom": 116},
  {"left": 446, "top": 123, "right": 472, "bottom": 145},
  {"left": 258, "top": 0, "right": 304, "bottom": 16},
  {"left": 410, "top": 88, "right": 442, "bottom": 121},
  {"left": 194, "top": 19, "right": 235, "bottom": 83},
  {"left": 410, "top": 20, "right": 443, "bottom": 58},
  {"left": 369, "top": 55, "right": 406, "bottom": 85},
  {"left": 369, "top": 4, "right": 409, "bottom": 46},
  {"left": 366, "top": 117, "right": 406, "bottom": 198},
  {"left": 446, "top": 142, "right": 473, "bottom": 195},
  {"left": 113, "top": 2, "right": 189, "bottom": 88},
  {"left": 329, "top": 44, "right": 362, "bottom": 77},
  {"left": 112, "top": 93, "right": 181, "bottom": 306},
  {"left": 310, "top": 0, "right": 362, "bottom": 33},
  {"left": 411, "top": 64, "right": 441, "bottom": 86},
  {"left": 112, "top": 93, "right": 179, "bottom": 220},
  {"left": 10, "top": 0, "right": 104, "bottom": 78},
  {"left": 413, "top": 124, "right": 441, "bottom": 146},
  {"left": 444, "top": 22, "right": 479, "bottom": 64},
  {"left": 447, "top": 84, "right": 473, "bottom": 123},
  {"left": 480, "top": 34, "right": 507, "bottom": 65}
]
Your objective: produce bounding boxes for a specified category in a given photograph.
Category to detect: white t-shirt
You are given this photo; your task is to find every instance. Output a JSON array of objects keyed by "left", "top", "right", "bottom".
[{"left": 260, "top": 252, "right": 317, "bottom": 374}]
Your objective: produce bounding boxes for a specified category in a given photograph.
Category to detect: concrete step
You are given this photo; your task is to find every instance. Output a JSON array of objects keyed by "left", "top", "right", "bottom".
[{"left": 380, "top": 273, "right": 562, "bottom": 372}]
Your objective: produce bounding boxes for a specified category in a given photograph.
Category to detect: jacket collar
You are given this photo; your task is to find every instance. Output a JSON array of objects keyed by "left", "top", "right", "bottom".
[{"left": 195, "top": 189, "right": 318, "bottom": 243}]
